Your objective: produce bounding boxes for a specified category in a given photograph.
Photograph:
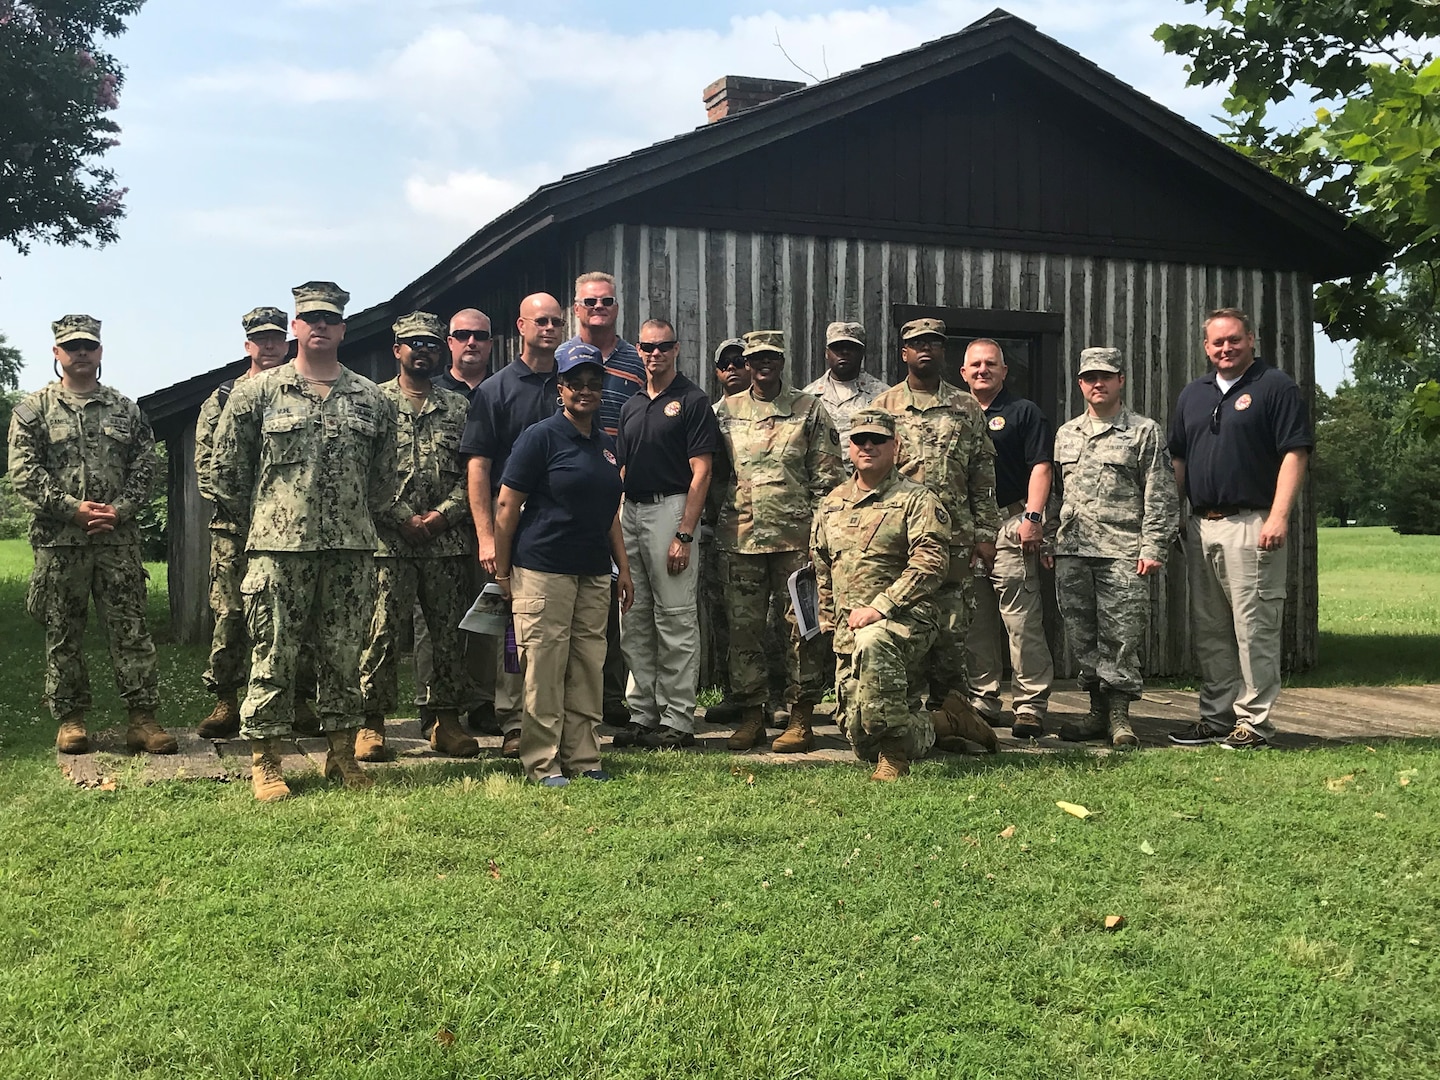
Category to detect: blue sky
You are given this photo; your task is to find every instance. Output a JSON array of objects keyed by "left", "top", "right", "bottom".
[{"left": 0, "top": 0, "right": 1356, "bottom": 398}]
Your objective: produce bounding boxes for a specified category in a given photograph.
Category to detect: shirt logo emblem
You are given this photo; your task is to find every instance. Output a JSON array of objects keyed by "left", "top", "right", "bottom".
[
  {"left": 603, "top": 449, "right": 617, "bottom": 466},
  {"left": 1234, "top": 394, "right": 1253, "bottom": 412},
  {"left": 988, "top": 416, "right": 1006, "bottom": 431},
  {"left": 664, "top": 400, "right": 682, "bottom": 418}
]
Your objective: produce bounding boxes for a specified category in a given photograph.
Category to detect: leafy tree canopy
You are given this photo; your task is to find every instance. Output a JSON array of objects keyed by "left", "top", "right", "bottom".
[{"left": 0, "top": 0, "right": 146, "bottom": 252}]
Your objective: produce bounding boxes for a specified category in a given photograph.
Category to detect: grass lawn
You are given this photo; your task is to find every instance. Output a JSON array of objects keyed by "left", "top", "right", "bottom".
[{"left": 1, "top": 535, "right": 1438, "bottom": 1078}]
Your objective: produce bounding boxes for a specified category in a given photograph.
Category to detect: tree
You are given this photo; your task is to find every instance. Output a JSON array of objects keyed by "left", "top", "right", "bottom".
[
  {"left": 0, "top": 332, "right": 23, "bottom": 474},
  {"left": 0, "top": 0, "right": 146, "bottom": 252}
]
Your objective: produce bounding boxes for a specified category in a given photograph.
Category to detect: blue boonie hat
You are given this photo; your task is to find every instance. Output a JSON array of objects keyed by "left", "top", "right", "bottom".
[{"left": 557, "top": 342, "right": 605, "bottom": 374}]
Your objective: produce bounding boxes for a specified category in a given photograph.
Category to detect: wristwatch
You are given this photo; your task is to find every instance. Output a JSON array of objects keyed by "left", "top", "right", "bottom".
[
  {"left": 1022, "top": 511, "right": 1043, "bottom": 524},
  {"left": 675, "top": 531, "right": 694, "bottom": 544}
]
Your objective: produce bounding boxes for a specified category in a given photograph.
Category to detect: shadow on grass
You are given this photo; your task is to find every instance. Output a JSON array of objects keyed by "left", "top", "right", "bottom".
[{"left": 1296, "top": 633, "right": 1440, "bottom": 686}]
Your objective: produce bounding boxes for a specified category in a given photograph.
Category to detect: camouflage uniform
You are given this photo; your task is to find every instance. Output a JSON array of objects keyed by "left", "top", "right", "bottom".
[
  {"left": 211, "top": 325, "right": 399, "bottom": 740},
  {"left": 1053, "top": 396, "right": 1177, "bottom": 699},
  {"left": 801, "top": 371, "right": 890, "bottom": 444},
  {"left": 872, "top": 375, "right": 1001, "bottom": 701},
  {"left": 359, "top": 368, "right": 474, "bottom": 716},
  {"left": 8, "top": 317, "right": 161, "bottom": 722},
  {"left": 812, "top": 454, "right": 951, "bottom": 762},
  {"left": 714, "top": 331, "right": 844, "bottom": 708}
]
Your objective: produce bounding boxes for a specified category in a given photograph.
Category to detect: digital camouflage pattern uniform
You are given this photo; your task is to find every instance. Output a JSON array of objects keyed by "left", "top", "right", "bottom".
[
  {"left": 359, "top": 314, "right": 475, "bottom": 717},
  {"left": 812, "top": 434, "right": 951, "bottom": 763},
  {"left": 872, "top": 362, "right": 1001, "bottom": 702},
  {"left": 801, "top": 322, "right": 889, "bottom": 448},
  {"left": 1053, "top": 382, "right": 1177, "bottom": 700},
  {"left": 8, "top": 315, "right": 161, "bottom": 723},
  {"left": 211, "top": 289, "right": 400, "bottom": 740},
  {"left": 714, "top": 331, "right": 845, "bottom": 709}
]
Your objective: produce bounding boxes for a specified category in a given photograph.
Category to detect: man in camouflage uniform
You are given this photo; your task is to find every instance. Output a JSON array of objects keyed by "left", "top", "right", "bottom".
[
  {"left": 1052, "top": 348, "right": 1178, "bottom": 748},
  {"left": 357, "top": 311, "right": 479, "bottom": 762},
  {"left": 812, "top": 409, "right": 951, "bottom": 780},
  {"left": 212, "top": 282, "right": 400, "bottom": 802},
  {"left": 873, "top": 318, "right": 1003, "bottom": 752},
  {"left": 8, "top": 315, "right": 177, "bottom": 755},
  {"left": 193, "top": 306, "right": 291, "bottom": 738},
  {"left": 714, "top": 330, "right": 844, "bottom": 752},
  {"left": 801, "top": 321, "right": 890, "bottom": 454}
]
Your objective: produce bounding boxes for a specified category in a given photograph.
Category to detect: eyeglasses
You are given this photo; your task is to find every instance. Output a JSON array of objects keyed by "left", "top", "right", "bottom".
[
  {"left": 637, "top": 340, "right": 677, "bottom": 354},
  {"left": 399, "top": 337, "right": 441, "bottom": 351},
  {"left": 59, "top": 339, "right": 100, "bottom": 353},
  {"left": 578, "top": 296, "right": 616, "bottom": 309},
  {"left": 527, "top": 316, "right": 565, "bottom": 328},
  {"left": 850, "top": 434, "right": 893, "bottom": 447},
  {"left": 562, "top": 377, "right": 605, "bottom": 392},
  {"left": 297, "top": 311, "right": 343, "bottom": 326},
  {"left": 449, "top": 329, "right": 491, "bottom": 343},
  {"left": 904, "top": 337, "right": 943, "bottom": 352},
  {"left": 1210, "top": 400, "right": 1224, "bottom": 434}
]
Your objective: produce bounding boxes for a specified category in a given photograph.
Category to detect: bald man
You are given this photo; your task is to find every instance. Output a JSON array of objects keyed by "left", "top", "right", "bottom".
[{"left": 460, "top": 293, "right": 565, "bottom": 756}]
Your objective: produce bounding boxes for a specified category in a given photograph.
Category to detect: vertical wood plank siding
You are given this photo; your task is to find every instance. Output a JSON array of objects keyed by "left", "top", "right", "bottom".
[
  {"left": 577, "top": 224, "right": 1317, "bottom": 675},
  {"left": 165, "top": 426, "right": 214, "bottom": 646}
]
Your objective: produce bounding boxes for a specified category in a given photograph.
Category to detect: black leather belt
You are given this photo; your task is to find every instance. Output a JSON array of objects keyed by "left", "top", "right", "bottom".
[
  {"left": 1194, "top": 505, "right": 1248, "bottom": 520},
  {"left": 628, "top": 492, "right": 681, "bottom": 504}
]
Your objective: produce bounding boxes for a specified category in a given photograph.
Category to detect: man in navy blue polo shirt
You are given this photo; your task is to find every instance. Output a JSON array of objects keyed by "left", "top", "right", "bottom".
[
  {"left": 462, "top": 292, "right": 564, "bottom": 756},
  {"left": 1168, "top": 307, "right": 1312, "bottom": 750},
  {"left": 613, "top": 318, "right": 722, "bottom": 748}
]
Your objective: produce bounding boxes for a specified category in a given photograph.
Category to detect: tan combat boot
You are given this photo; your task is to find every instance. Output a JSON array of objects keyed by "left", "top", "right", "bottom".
[
  {"left": 250, "top": 738, "right": 292, "bottom": 802},
  {"left": 55, "top": 711, "right": 90, "bottom": 755},
  {"left": 932, "top": 690, "right": 998, "bottom": 753},
  {"left": 772, "top": 701, "right": 815, "bottom": 753},
  {"left": 1059, "top": 688, "right": 1110, "bottom": 742},
  {"left": 323, "top": 727, "right": 376, "bottom": 790},
  {"left": 1108, "top": 694, "right": 1139, "bottom": 750},
  {"left": 355, "top": 714, "right": 390, "bottom": 762},
  {"left": 126, "top": 710, "right": 178, "bottom": 754},
  {"left": 197, "top": 692, "right": 241, "bottom": 739},
  {"left": 870, "top": 739, "right": 910, "bottom": 781},
  {"left": 430, "top": 709, "right": 480, "bottom": 757},
  {"left": 727, "top": 706, "right": 769, "bottom": 751}
]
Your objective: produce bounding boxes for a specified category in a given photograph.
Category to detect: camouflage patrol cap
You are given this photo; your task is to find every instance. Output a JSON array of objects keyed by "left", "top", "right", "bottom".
[
  {"left": 1077, "top": 347, "right": 1122, "bottom": 375},
  {"left": 742, "top": 329, "right": 785, "bottom": 358},
  {"left": 713, "top": 337, "right": 746, "bottom": 365},
  {"left": 292, "top": 280, "right": 350, "bottom": 316},
  {"left": 52, "top": 314, "right": 101, "bottom": 346},
  {"left": 826, "top": 321, "right": 866, "bottom": 347},
  {"left": 848, "top": 408, "right": 896, "bottom": 440},
  {"left": 242, "top": 306, "right": 288, "bottom": 336},
  {"left": 392, "top": 310, "right": 446, "bottom": 342},
  {"left": 901, "top": 317, "right": 946, "bottom": 341}
]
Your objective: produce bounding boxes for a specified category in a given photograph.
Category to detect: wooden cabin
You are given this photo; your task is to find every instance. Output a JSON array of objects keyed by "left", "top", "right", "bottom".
[{"left": 140, "top": 8, "right": 1387, "bottom": 675}]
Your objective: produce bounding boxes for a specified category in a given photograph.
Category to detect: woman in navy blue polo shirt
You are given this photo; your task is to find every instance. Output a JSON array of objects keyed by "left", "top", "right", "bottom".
[{"left": 493, "top": 344, "right": 633, "bottom": 785}]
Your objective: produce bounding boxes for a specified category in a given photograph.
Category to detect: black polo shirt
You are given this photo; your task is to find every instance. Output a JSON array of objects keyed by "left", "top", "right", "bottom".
[
  {"left": 615, "top": 372, "right": 722, "bottom": 498},
  {"left": 980, "top": 387, "right": 1054, "bottom": 508},
  {"left": 433, "top": 366, "right": 481, "bottom": 402},
  {"left": 500, "top": 412, "right": 623, "bottom": 577},
  {"left": 459, "top": 357, "right": 558, "bottom": 491},
  {"left": 1168, "top": 359, "right": 1312, "bottom": 511}
]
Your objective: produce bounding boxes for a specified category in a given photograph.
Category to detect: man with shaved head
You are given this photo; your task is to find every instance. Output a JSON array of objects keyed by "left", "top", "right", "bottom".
[{"left": 461, "top": 292, "right": 565, "bottom": 756}]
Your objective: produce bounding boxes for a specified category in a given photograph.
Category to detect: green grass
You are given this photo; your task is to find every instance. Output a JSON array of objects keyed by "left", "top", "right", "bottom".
[{"left": 2, "top": 536, "right": 1439, "bottom": 1078}]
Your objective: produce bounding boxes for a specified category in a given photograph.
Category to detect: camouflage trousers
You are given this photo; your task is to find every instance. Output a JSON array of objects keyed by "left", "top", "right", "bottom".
[
  {"left": 1054, "top": 555, "right": 1150, "bottom": 699},
  {"left": 204, "top": 530, "right": 249, "bottom": 695},
  {"left": 26, "top": 544, "right": 159, "bottom": 720},
  {"left": 925, "top": 552, "right": 977, "bottom": 702},
  {"left": 361, "top": 555, "right": 474, "bottom": 714},
  {"left": 240, "top": 550, "right": 374, "bottom": 739},
  {"left": 723, "top": 549, "right": 828, "bottom": 708},
  {"left": 836, "top": 605, "right": 939, "bottom": 761}
]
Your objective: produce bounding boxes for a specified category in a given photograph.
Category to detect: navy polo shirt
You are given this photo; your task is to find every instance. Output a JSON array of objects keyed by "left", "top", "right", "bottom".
[
  {"left": 459, "top": 357, "right": 558, "bottom": 491},
  {"left": 616, "top": 372, "right": 722, "bottom": 498},
  {"left": 500, "top": 411, "right": 623, "bottom": 576},
  {"left": 557, "top": 335, "right": 644, "bottom": 437},
  {"left": 433, "top": 366, "right": 481, "bottom": 402},
  {"left": 1168, "top": 359, "right": 1312, "bottom": 510},
  {"left": 980, "top": 387, "right": 1053, "bottom": 508}
]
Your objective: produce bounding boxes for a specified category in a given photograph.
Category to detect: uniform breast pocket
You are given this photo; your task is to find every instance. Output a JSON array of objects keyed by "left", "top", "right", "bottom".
[
  {"left": 101, "top": 419, "right": 133, "bottom": 446},
  {"left": 262, "top": 413, "right": 310, "bottom": 465},
  {"left": 346, "top": 414, "right": 378, "bottom": 439}
]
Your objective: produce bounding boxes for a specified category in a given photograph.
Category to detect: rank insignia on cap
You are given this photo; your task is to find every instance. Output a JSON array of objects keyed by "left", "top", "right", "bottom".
[
  {"left": 664, "top": 400, "right": 682, "bottom": 418},
  {"left": 988, "top": 416, "right": 1006, "bottom": 431},
  {"left": 1234, "top": 394, "right": 1253, "bottom": 411}
]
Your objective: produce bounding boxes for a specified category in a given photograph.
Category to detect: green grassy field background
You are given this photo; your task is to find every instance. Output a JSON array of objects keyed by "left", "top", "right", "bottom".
[{"left": 0, "top": 532, "right": 1437, "bottom": 1078}]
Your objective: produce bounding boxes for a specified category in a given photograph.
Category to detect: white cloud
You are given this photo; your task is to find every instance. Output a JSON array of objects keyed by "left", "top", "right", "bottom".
[{"left": 403, "top": 170, "right": 535, "bottom": 228}]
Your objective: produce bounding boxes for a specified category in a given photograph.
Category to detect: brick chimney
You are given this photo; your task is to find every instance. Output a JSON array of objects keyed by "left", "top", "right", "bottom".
[{"left": 703, "top": 76, "right": 806, "bottom": 123}]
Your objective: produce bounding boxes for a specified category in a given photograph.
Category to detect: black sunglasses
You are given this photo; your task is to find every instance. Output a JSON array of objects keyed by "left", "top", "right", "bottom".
[
  {"left": 562, "top": 376, "right": 605, "bottom": 391},
  {"left": 715, "top": 358, "right": 745, "bottom": 371},
  {"left": 298, "top": 311, "right": 343, "bottom": 326},
  {"left": 59, "top": 339, "right": 100, "bottom": 353},
  {"left": 528, "top": 316, "right": 565, "bottom": 328},
  {"left": 399, "top": 337, "right": 441, "bottom": 351},
  {"left": 850, "top": 434, "right": 893, "bottom": 447},
  {"left": 578, "top": 296, "right": 616, "bottom": 309},
  {"left": 449, "top": 329, "right": 491, "bottom": 342},
  {"left": 637, "top": 340, "right": 677, "bottom": 354}
]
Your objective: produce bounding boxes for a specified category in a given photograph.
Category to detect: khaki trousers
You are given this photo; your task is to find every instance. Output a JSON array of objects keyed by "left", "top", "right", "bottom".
[
  {"left": 620, "top": 494, "right": 700, "bottom": 733},
  {"left": 510, "top": 565, "right": 608, "bottom": 781},
  {"left": 966, "top": 511, "right": 1054, "bottom": 719},
  {"left": 1187, "top": 511, "right": 1286, "bottom": 739}
]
